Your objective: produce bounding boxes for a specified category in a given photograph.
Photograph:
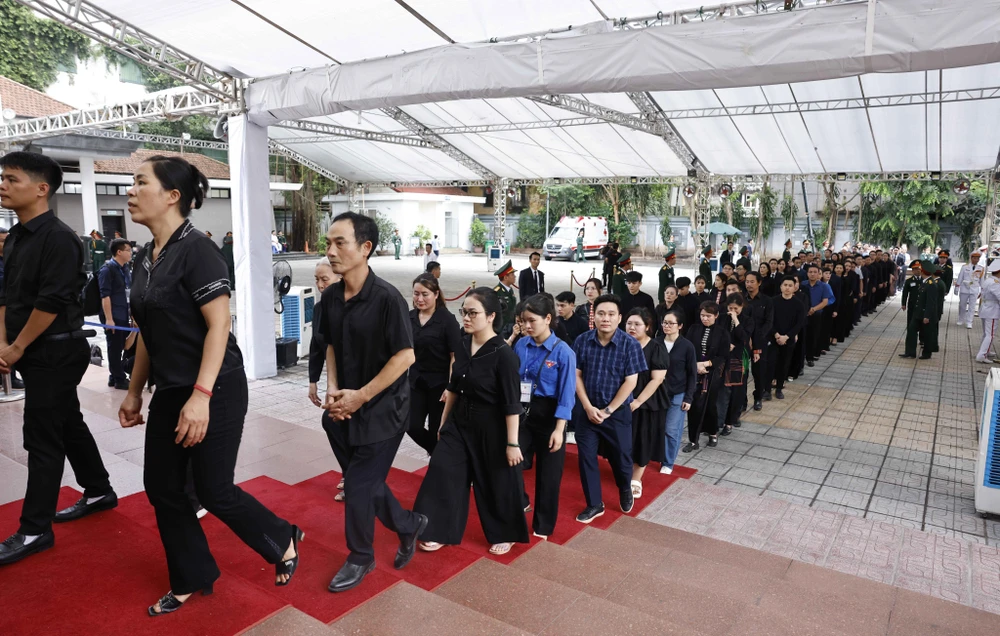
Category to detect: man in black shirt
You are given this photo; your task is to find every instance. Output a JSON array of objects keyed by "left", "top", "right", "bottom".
[
  {"left": 744, "top": 272, "right": 774, "bottom": 409},
  {"left": 769, "top": 275, "right": 806, "bottom": 398},
  {"left": 321, "top": 212, "right": 427, "bottom": 592},
  {"left": 619, "top": 271, "right": 656, "bottom": 328},
  {"left": 0, "top": 152, "right": 116, "bottom": 566},
  {"left": 555, "top": 291, "right": 588, "bottom": 343}
]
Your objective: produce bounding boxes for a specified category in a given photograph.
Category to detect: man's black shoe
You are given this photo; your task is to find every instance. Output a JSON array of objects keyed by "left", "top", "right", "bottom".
[
  {"left": 899, "top": 354, "right": 916, "bottom": 359},
  {"left": 806, "top": 360, "right": 815, "bottom": 367},
  {"left": 328, "top": 560, "right": 376, "bottom": 593},
  {"left": 11, "top": 376, "right": 23, "bottom": 390},
  {"left": 575, "top": 505, "right": 605, "bottom": 524},
  {"left": 753, "top": 400, "right": 763, "bottom": 411},
  {"left": 620, "top": 490, "right": 634, "bottom": 514},
  {"left": 113, "top": 381, "right": 130, "bottom": 390},
  {"left": 0, "top": 531, "right": 54, "bottom": 566},
  {"left": 763, "top": 392, "right": 772, "bottom": 402},
  {"left": 919, "top": 354, "right": 932, "bottom": 360},
  {"left": 775, "top": 390, "right": 785, "bottom": 400},
  {"left": 53, "top": 492, "right": 118, "bottom": 523},
  {"left": 394, "top": 514, "right": 428, "bottom": 570}
]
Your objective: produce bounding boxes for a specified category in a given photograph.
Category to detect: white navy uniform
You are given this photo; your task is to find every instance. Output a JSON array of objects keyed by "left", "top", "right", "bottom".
[
  {"left": 955, "top": 261, "right": 983, "bottom": 328},
  {"left": 977, "top": 267, "right": 1000, "bottom": 361}
]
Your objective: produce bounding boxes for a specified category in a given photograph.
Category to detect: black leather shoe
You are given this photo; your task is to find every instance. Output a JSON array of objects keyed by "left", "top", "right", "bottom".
[
  {"left": 328, "top": 560, "right": 376, "bottom": 593},
  {"left": 806, "top": 360, "right": 815, "bottom": 367},
  {"left": 898, "top": 354, "right": 916, "bottom": 358},
  {"left": 753, "top": 400, "right": 763, "bottom": 411},
  {"left": 620, "top": 490, "right": 634, "bottom": 514},
  {"left": 113, "top": 381, "right": 130, "bottom": 390},
  {"left": 575, "top": 504, "right": 605, "bottom": 524},
  {"left": 919, "top": 354, "right": 932, "bottom": 359},
  {"left": 763, "top": 392, "right": 772, "bottom": 402},
  {"left": 394, "top": 514, "right": 428, "bottom": 570},
  {"left": 775, "top": 390, "right": 785, "bottom": 400},
  {"left": 11, "top": 376, "right": 23, "bottom": 390},
  {"left": 0, "top": 531, "right": 54, "bottom": 566},
  {"left": 53, "top": 492, "right": 118, "bottom": 523}
]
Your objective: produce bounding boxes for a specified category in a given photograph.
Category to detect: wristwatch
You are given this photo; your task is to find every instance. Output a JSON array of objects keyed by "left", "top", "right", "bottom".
[{"left": 603, "top": 407, "right": 613, "bottom": 416}]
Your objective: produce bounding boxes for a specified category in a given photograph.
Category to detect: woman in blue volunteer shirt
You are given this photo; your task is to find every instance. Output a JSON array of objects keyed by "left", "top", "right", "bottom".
[{"left": 513, "top": 294, "right": 576, "bottom": 540}]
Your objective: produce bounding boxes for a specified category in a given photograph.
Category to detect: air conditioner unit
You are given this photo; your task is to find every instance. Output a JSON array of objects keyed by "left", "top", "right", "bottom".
[
  {"left": 975, "top": 369, "right": 1000, "bottom": 515},
  {"left": 280, "top": 286, "right": 316, "bottom": 358}
]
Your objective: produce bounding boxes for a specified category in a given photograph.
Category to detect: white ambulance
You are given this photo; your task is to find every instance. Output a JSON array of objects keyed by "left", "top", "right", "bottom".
[{"left": 542, "top": 216, "right": 608, "bottom": 261}]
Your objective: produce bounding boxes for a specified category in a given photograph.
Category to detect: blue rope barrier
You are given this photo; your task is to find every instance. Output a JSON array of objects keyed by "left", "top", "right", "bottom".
[{"left": 84, "top": 321, "right": 140, "bottom": 333}]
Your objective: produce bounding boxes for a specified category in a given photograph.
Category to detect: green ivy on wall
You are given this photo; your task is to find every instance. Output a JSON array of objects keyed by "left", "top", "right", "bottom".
[{"left": 0, "top": 0, "right": 92, "bottom": 91}]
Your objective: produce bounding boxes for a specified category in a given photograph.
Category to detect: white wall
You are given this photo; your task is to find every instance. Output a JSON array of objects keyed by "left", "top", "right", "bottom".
[
  {"left": 47, "top": 57, "right": 149, "bottom": 109},
  {"left": 329, "top": 196, "right": 480, "bottom": 253}
]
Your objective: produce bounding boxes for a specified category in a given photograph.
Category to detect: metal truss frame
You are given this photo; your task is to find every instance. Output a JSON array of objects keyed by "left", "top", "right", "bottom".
[
  {"left": 381, "top": 107, "right": 497, "bottom": 180},
  {"left": 526, "top": 95, "right": 661, "bottom": 137},
  {"left": 13, "top": 1, "right": 237, "bottom": 102},
  {"left": 627, "top": 91, "right": 703, "bottom": 173},
  {"left": 268, "top": 142, "right": 349, "bottom": 186},
  {"left": 0, "top": 91, "right": 234, "bottom": 144},
  {"left": 273, "top": 120, "right": 431, "bottom": 148},
  {"left": 74, "top": 128, "right": 230, "bottom": 150},
  {"left": 493, "top": 178, "right": 509, "bottom": 244}
]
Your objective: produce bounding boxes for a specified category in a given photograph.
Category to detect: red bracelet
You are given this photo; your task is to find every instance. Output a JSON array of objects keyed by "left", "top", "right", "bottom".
[{"left": 193, "top": 384, "right": 213, "bottom": 398}]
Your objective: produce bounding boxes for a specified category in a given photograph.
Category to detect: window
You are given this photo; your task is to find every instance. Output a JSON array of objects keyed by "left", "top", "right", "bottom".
[
  {"left": 209, "top": 188, "right": 231, "bottom": 199},
  {"left": 62, "top": 183, "right": 82, "bottom": 195},
  {"left": 118, "top": 59, "right": 146, "bottom": 85},
  {"left": 119, "top": 185, "right": 130, "bottom": 196}
]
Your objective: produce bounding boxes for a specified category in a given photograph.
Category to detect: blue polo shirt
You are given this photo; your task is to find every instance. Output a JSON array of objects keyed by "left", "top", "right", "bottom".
[
  {"left": 805, "top": 279, "right": 836, "bottom": 308},
  {"left": 98, "top": 258, "right": 132, "bottom": 326},
  {"left": 514, "top": 332, "right": 577, "bottom": 421},
  {"left": 573, "top": 327, "right": 647, "bottom": 409}
]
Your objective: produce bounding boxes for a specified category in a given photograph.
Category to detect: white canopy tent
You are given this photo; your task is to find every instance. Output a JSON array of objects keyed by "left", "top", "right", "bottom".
[{"left": 8, "top": 0, "right": 1000, "bottom": 378}]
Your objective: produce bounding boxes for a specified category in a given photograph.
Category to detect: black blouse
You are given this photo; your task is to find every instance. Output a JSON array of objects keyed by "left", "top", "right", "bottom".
[
  {"left": 447, "top": 334, "right": 521, "bottom": 418},
  {"left": 684, "top": 323, "right": 730, "bottom": 377},
  {"left": 410, "top": 306, "right": 465, "bottom": 389},
  {"left": 308, "top": 300, "right": 326, "bottom": 384},
  {"left": 130, "top": 220, "right": 242, "bottom": 390},
  {"left": 634, "top": 339, "right": 669, "bottom": 411}
]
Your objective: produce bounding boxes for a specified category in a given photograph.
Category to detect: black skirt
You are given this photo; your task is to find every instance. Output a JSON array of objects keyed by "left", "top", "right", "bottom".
[{"left": 631, "top": 408, "right": 666, "bottom": 467}]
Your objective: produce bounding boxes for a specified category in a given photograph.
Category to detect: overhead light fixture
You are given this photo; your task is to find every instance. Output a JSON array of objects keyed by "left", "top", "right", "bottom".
[
  {"left": 552, "top": 177, "right": 562, "bottom": 185},
  {"left": 687, "top": 168, "right": 698, "bottom": 178},
  {"left": 954, "top": 179, "right": 971, "bottom": 195},
  {"left": 930, "top": 171, "right": 942, "bottom": 181},
  {"left": 836, "top": 172, "right": 847, "bottom": 182},
  {"left": 629, "top": 176, "right": 638, "bottom": 184},
  {"left": 507, "top": 187, "right": 516, "bottom": 198},
  {"left": 718, "top": 183, "right": 733, "bottom": 197},
  {"left": 1, "top": 108, "right": 16, "bottom": 121}
]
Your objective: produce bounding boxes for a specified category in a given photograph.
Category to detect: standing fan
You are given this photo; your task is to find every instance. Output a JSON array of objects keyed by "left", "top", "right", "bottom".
[{"left": 273, "top": 260, "right": 292, "bottom": 314}]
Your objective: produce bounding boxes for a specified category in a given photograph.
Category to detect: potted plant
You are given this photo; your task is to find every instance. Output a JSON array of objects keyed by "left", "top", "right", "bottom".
[
  {"left": 412, "top": 224, "right": 432, "bottom": 256},
  {"left": 469, "top": 217, "right": 488, "bottom": 253}
]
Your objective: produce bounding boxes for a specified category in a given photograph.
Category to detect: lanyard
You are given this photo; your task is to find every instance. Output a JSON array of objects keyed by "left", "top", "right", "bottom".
[{"left": 523, "top": 343, "right": 554, "bottom": 389}]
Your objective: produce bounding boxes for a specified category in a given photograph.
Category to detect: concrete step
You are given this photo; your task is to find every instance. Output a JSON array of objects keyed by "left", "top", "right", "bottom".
[
  {"left": 329, "top": 581, "right": 528, "bottom": 636},
  {"left": 433, "top": 557, "right": 698, "bottom": 636},
  {"left": 240, "top": 607, "right": 341, "bottom": 636}
]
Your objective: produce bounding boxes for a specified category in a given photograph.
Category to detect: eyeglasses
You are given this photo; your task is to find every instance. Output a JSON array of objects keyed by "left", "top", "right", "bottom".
[
  {"left": 459, "top": 308, "right": 482, "bottom": 318},
  {"left": 662, "top": 321, "right": 679, "bottom": 327}
]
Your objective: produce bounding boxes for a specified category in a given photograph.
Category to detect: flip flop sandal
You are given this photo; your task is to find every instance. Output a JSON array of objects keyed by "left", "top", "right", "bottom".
[
  {"left": 419, "top": 541, "right": 444, "bottom": 552},
  {"left": 489, "top": 543, "right": 513, "bottom": 555},
  {"left": 334, "top": 491, "right": 346, "bottom": 502},
  {"left": 630, "top": 480, "right": 642, "bottom": 499}
]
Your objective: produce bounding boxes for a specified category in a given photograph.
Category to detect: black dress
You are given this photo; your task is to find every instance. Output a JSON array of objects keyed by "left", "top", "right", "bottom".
[
  {"left": 631, "top": 339, "right": 669, "bottom": 467},
  {"left": 408, "top": 306, "right": 465, "bottom": 454},
  {"left": 413, "top": 335, "right": 529, "bottom": 546},
  {"left": 684, "top": 323, "right": 730, "bottom": 444}
]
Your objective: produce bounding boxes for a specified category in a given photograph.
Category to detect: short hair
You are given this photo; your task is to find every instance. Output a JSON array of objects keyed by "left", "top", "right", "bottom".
[
  {"left": 555, "top": 291, "right": 576, "bottom": 304},
  {"left": 332, "top": 211, "right": 379, "bottom": 257},
  {"left": 625, "top": 271, "right": 643, "bottom": 283},
  {"left": 698, "top": 300, "right": 720, "bottom": 316},
  {"left": 745, "top": 271, "right": 763, "bottom": 283},
  {"left": 626, "top": 307, "right": 655, "bottom": 336},
  {"left": 109, "top": 238, "right": 131, "bottom": 256},
  {"left": 780, "top": 274, "right": 799, "bottom": 285},
  {"left": 0, "top": 151, "right": 63, "bottom": 199},
  {"left": 521, "top": 293, "right": 556, "bottom": 321},
  {"left": 413, "top": 274, "right": 446, "bottom": 310},
  {"left": 725, "top": 292, "right": 744, "bottom": 307},
  {"left": 593, "top": 294, "right": 621, "bottom": 314},
  {"left": 144, "top": 155, "right": 209, "bottom": 216},
  {"left": 676, "top": 277, "right": 691, "bottom": 288},
  {"left": 425, "top": 261, "right": 440, "bottom": 273},
  {"left": 529, "top": 251, "right": 541, "bottom": 260},
  {"left": 722, "top": 263, "right": 734, "bottom": 271},
  {"left": 806, "top": 263, "right": 820, "bottom": 272},
  {"left": 315, "top": 257, "right": 333, "bottom": 270}
]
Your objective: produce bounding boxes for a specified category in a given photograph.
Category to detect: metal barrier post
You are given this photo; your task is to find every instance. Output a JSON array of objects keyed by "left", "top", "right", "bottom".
[{"left": 0, "top": 372, "right": 25, "bottom": 403}]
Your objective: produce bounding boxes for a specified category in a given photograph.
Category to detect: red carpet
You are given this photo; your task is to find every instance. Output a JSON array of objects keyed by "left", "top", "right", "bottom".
[{"left": 0, "top": 451, "right": 693, "bottom": 635}]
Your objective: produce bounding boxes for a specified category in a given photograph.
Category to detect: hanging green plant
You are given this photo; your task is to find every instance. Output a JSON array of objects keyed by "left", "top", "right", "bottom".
[
  {"left": 780, "top": 194, "right": 798, "bottom": 234},
  {"left": 749, "top": 185, "right": 778, "bottom": 241}
]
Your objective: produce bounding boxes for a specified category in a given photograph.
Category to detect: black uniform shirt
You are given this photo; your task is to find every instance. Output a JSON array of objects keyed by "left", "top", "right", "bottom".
[
  {"left": 320, "top": 268, "right": 413, "bottom": 446},
  {"left": 131, "top": 219, "right": 242, "bottom": 390},
  {"left": 0, "top": 210, "right": 85, "bottom": 343},
  {"left": 410, "top": 305, "right": 464, "bottom": 389}
]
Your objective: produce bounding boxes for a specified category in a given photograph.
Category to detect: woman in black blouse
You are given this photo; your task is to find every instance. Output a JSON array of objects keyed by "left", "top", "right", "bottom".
[
  {"left": 758, "top": 262, "right": 777, "bottom": 297},
  {"left": 408, "top": 274, "right": 464, "bottom": 455},
  {"left": 574, "top": 278, "right": 602, "bottom": 330},
  {"left": 624, "top": 308, "right": 668, "bottom": 499},
  {"left": 118, "top": 156, "right": 300, "bottom": 616},
  {"left": 717, "top": 293, "right": 754, "bottom": 437},
  {"left": 682, "top": 301, "right": 730, "bottom": 452},
  {"left": 413, "top": 287, "right": 528, "bottom": 556},
  {"left": 660, "top": 310, "right": 696, "bottom": 473}
]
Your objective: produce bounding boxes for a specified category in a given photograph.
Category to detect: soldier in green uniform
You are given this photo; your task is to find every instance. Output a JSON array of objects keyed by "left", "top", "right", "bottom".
[
  {"left": 736, "top": 246, "right": 752, "bottom": 272},
  {"left": 936, "top": 249, "right": 954, "bottom": 297},
  {"left": 89, "top": 229, "right": 107, "bottom": 275},
  {"left": 900, "top": 259, "right": 922, "bottom": 313},
  {"left": 392, "top": 229, "right": 403, "bottom": 260},
  {"left": 612, "top": 252, "right": 632, "bottom": 298},
  {"left": 781, "top": 239, "right": 792, "bottom": 264},
  {"left": 657, "top": 249, "right": 677, "bottom": 303},
  {"left": 699, "top": 246, "right": 713, "bottom": 283},
  {"left": 494, "top": 260, "right": 517, "bottom": 338},
  {"left": 575, "top": 228, "right": 586, "bottom": 262},
  {"left": 901, "top": 260, "right": 934, "bottom": 358}
]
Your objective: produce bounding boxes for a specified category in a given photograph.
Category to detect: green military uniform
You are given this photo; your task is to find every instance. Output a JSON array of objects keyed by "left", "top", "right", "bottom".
[
  {"left": 937, "top": 251, "right": 954, "bottom": 293},
  {"left": 657, "top": 250, "right": 677, "bottom": 303},
  {"left": 494, "top": 260, "right": 517, "bottom": 336},
  {"left": 392, "top": 233, "right": 403, "bottom": 259},
  {"left": 612, "top": 252, "right": 631, "bottom": 298},
  {"left": 575, "top": 232, "right": 586, "bottom": 262},
  {"left": 900, "top": 264, "right": 921, "bottom": 312},
  {"left": 699, "top": 247, "right": 713, "bottom": 283},
  {"left": 903, "top": 259, "right": 941, "bottom": 358},
  {"left": 781, "top": 240, "right": 792, "bottom": 263},
  {"left": 89, "top": 232, "right": 107, "bottom": 275}
]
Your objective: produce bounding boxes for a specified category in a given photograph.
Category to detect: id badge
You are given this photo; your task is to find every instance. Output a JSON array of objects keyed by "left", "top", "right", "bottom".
[{"left": 520, "top": 381, "right": 532, "bottom": 403}]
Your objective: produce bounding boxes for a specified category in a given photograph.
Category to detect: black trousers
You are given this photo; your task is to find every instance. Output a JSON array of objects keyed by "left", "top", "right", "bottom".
[
  {"left": 414, "top": 403, "right": 529, "bottom": 546},
  {"left": 771, "top": 341, "right": 796, "bottom": 391},
  {"left": 717, "top": 373, "right": 747, "bottom": 427},
  {"left": 751, "top": 342, "right": 770, "bottom": 400},
  {"left": 17, "top": 338, "right": 112, "bottom": 536},
  {"left": 518, "top": 398, "right": 565, "bottom": 537},
  {"left": 575, "top": 407, "right": 632, "bottom": 508},
  {"left": 104, "top": 327, "right": 128, "bottom": 384},
  {"left": 407, "top": 381, "right": 446, "bottom": 455},
  {"left": 144, "top": 370, "right": 292, "bottom": 595},
  {"left": 688, "top": 375, "right": 721, "bottom": 443},
  {"left": 805, "top": 313, "right": 824, "bottom": 361},
  {"left": 323, "top": 416, "right": 422, "bottom": 565}
]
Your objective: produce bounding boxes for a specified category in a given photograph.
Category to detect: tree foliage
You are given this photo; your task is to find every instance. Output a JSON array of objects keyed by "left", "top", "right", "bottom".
[
  {"left": 858, "top": 181, "right": 957, "bottom": 249},
  {"left": 749, "top": 185, "right": 778, "bottom": 249},
  {"left": 514, "top": 212, "right": 547, "bottom": 248},
  {"left": 468, "top": 218, "right": 488, "bottom": 248},
  {"left": 374, "top": 212, "right": 397, "bottom": 254},
  {"left": 951, "top": 181, "right": 990, "bottom": 259},
  {"left": 0, "top": 0, "right": 92, "bottom": 91},
  {"left": 781, "top": 194, "right": 798, "bottom": 234}
]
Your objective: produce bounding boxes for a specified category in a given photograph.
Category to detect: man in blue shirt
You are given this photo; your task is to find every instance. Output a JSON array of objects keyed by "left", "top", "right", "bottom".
[
  {"left": 572, "top": 295, "right": 646, "bottom": 523},
  {"left": 98, "top": 238, "right": 132, "bottom": 389},
  {"left": 804, "top": 264, "right": 835, "bottom": 367}
]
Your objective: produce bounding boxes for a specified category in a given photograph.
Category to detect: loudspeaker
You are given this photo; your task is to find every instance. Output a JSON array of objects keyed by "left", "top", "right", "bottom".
[{"left": 275, "top": 337, "right": 298, "bottom": 369}]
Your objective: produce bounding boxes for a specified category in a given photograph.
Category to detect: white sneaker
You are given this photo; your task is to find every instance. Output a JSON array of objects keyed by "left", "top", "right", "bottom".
[
  {"left": 566, "top": 431, "right": 576, "bottom": 445},
  {"left": 967, "top": 324, "right": 973, "bottom": 329},
  {"left": 957, "top": 321, "right": 965, "bottom": 326},
  {"left": 659, "top": 465, "right": 673, "bottom": 475},
  {"left": 195, "top": 507, "right": 208, "bottom": 519},
  {"left": 976, "top": 357, "right": 994, "bottom": 364}
]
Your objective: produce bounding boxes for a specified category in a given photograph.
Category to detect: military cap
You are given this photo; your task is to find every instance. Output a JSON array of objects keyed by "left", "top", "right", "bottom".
[
  {"left": 908, "top": 259, "right": 923, "bottom": 269},
  {"left": 617, "top": 252, "right": 632, "bottom": 266},
  {"left": 938, "top": 249, "right": 950, "bottom": 257},
  {"left": 663, "top": 249, "right": 676, "bottom": 261},
  {"left": 702, "top": 246, "right": 713, "bottom": 256},
  {"left": 494, "top": 260, "right": 515, "bottom": 278},
  {"left": 739, "top": 246, "right": 748, "bottom": 255}
]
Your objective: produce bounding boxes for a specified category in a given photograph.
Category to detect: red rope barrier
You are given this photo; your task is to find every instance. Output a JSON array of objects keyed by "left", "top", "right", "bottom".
[
  {"left": 444, "top": 286, "right": 472, "bottom": 301},
  {"left": 571, "top": 274, "right": 587, "bottom": 287}
]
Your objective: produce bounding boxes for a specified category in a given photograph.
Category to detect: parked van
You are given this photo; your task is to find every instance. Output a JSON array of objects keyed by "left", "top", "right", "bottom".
[{"left": 543, "top": 216, "right": 608, "bottom": 261}]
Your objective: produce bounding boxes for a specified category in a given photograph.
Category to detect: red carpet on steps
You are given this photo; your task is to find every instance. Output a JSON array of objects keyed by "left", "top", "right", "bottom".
[{"left": 0, "top": 453, "right": 693, "bottom": 635}]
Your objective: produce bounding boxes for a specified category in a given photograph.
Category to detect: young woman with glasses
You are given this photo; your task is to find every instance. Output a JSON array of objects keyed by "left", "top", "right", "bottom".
[{"left": 659, "top": 310, "right": 696, "bottom": 473}]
